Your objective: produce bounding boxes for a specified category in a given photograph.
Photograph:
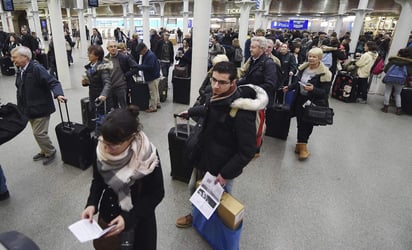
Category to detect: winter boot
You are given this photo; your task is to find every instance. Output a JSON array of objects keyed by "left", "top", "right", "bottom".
[
  {"left": 296, "top": 143, "right": 310, "bottom": 161},
  {"left": 396, "top": 107, "right": 402, "bottom": 115},
  {"left": 294, "top": 144, "right": 299, "bottom": 154},
  {"left": 381, "top": 105, "right": 388, "bottom": 113}
]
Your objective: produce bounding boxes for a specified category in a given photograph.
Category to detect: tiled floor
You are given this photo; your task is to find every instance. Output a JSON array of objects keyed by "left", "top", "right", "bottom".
[{"left": 1, "top": 48, "right": 412, "bottom": 250}]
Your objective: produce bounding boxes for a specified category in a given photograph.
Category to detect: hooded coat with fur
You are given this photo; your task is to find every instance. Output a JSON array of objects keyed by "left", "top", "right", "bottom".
[
  {"left": 187, "top": 85, "right": 267, "bottom": 180},
  {"left": 84, "top": 59, "right": 113, "bottom": 102}
]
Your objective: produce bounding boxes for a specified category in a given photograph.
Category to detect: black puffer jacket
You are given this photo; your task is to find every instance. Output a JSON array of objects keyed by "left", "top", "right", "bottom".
[
  {"left": 84, "top": 59, "right": 112, "bottom": 101},
  {"left": 188, "top": 87, "right": 260, "bottom": 180}
]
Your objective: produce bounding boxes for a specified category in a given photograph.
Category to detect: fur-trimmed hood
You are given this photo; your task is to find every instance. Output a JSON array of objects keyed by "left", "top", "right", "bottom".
[
  {"left": 85, "top": 58, "right": 113, "bottom": 72},
  {"left": 297, "top": 62, "right": 332, "bottom": 82},
  {"left": 230, "top": 84, "right": 268, "bottom": 111}
]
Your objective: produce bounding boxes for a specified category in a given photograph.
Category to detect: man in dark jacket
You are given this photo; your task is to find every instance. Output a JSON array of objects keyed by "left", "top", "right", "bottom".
[
  {"left": 11, "top": 46, "right": 65, "bottom": 165},
  {"left": 136, "top": 43, "right": 161, "bottom": 113},
  {"left": 176, "top": 61, "right": 261, "bottom": 228},
  {"left": 154, "top": 32, "right": 174, "bottom": 83},
  {"left": 105, "top": 40, "right": 139, "bottom": 108},
  {"left": 20, "top": 26, "right": 39, "bottom": 58}
]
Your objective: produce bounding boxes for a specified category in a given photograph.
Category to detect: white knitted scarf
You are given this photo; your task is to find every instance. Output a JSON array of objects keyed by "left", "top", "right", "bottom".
[{"left": 96, "top": 131, "right": 159, "bottom": 211}]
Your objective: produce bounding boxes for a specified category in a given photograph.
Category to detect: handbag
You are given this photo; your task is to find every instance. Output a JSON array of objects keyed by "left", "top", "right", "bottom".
[
  {"left": 302, "top": 103, "right": 334, "bottom": 126},
  {"left": 184, "top": 116, "right": 205, "bottom": 166},
  {"left": 173, "top": 65, "right": 189, "bottom": 78},
  {"left": 0, "top": 103, "right": 28, "bottom": 145}
]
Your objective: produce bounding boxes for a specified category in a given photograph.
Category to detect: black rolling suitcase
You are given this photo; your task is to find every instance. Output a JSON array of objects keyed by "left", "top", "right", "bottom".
[
  {"left": 0, "top": 56, "right": 15, "bottom": 76},
  {"left": 331, "top": 71, "right": 357, "bottom": 103},
  {"left": 401, "top": 87, "right": 412, "bottom": 115},
  {"left": 265, "top": 93, "right": 291, "bottom": 140},
  {"left": 55, "top": 101, "right": 93, "bottom": 170},
  {"left": 159, "top": 77, "right": 168, "bottom": 102},
  {"left": 128, "top": 81, "right": 150, "bottom": 111},
  {"left": 172, "top": 76, "right": 191, "bottom": 105},
  {"left": 81, "top": 97, "right": 96, "bottom": 131},
  {"left": 168, "top": 114, "right": 194, "bottom": 183}
]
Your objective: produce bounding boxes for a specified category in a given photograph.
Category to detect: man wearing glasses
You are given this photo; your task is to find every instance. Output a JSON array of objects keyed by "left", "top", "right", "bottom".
[{"left": 175, "top": 61, "right": 267, "bottom": 228}]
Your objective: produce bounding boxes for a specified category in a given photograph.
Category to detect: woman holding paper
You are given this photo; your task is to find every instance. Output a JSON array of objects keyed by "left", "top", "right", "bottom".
[
  {"left": 81, "top": 105, "right": 165, "bottom": 250},
  {"left": 283, "top": 47, "right": 332, "bottom": 161}
]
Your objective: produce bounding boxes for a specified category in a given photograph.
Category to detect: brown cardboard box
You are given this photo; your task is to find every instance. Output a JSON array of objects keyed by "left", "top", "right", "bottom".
[
  {"left": 195, "top": 181, "right": 245, "bottom": 230},
  {"left": 217, "top": 192, "right": 245, "bottom": 230}
]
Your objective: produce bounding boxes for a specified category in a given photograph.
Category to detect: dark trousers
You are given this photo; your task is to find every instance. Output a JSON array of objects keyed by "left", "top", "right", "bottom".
[
  {"left": 160, "top": 61, "right": 171, "bottom": 80},
  {"left": 356, "top": 77, "right": 368, "bottom": 100},
  {"left": 295, "top": 94, "right": 314, "bottom": 143},
  {"left": 111, "top": 87, "right": 127, "bottom": 109}
]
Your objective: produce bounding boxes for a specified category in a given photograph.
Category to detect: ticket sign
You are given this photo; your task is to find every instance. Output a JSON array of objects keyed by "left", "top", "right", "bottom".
[
  {"left": 271, "top": 20, "right": 308, "bottom": 30},
  {"left": 271, "top": 21, "right": 290, "bottom": 29},
  {"left": 290, "top": 20, "right": 308, "bottom": 30}
]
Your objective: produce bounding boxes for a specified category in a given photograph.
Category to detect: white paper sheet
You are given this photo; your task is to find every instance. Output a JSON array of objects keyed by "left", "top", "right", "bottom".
[
  {"left": 190, "top": 172, "right": 224, "bottom": 219},
  {"left": 68, "top": 219, "right": 116, "bottom": 243}
]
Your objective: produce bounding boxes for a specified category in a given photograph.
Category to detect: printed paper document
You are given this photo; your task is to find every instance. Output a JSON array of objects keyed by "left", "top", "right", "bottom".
[{"left": 68, "top": 219, "right": 116, "bottom": 243}]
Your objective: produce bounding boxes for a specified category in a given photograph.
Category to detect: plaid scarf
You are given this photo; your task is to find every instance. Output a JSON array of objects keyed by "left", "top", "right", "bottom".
[{"left": 96, "top": 131, "right": 159, "bottom": 211}]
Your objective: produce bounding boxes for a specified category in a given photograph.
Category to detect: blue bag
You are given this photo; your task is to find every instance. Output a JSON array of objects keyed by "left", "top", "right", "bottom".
[
  {"left": 192, "top": 206, "right": 243, "bottom": 250},
  {"left": 382, "top": 65, "right": 408, "bottom": 84}
]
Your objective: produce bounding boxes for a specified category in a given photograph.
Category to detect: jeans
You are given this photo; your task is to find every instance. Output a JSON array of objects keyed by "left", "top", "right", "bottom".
[
  {"left": 384, "top": 83, "right": 403, "bottom": 107},
  {"left": 159, "top": 61, "right": 171, "bottom": 80},
  {"left": 0, "top": 165, "right": 8, "bottom": 194}
]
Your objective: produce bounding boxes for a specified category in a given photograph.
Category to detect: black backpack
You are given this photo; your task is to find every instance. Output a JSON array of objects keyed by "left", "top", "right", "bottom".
[{"left": 0, "top": 103, "right": 28, "bottom": 145}]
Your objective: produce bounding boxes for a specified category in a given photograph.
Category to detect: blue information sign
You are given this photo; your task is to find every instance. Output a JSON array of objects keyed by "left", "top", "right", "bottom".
[{"left": 271, "top": 20, "right": 308, "bottom": 30}]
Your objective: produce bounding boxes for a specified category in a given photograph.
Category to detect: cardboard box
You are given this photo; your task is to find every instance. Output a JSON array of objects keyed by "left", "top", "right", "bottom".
[
  {"left": 195, "top": 181, "right": 245, "bottom": 230},
  {"left": 217, "top": 192, "right": 244, "bottom": 230}
]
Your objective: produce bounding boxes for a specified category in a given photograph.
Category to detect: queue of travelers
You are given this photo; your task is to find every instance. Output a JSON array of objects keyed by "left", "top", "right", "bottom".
[{"left": 1, "top": 24, "right": 412, "bottom": 250}]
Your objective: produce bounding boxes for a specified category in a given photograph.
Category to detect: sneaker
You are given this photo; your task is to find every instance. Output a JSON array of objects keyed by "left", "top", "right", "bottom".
[
  {"left": 0, "top": 191, "right": 10, "bottom": 201},
  {"left": 176, "top": 214, "right": 193, "bottom": 228},
  {"left": 42, "top": 151, "right": 56, "bottom": 165},
  {"left": 33, "top": 153, "right": 46, "bottom": 161}
]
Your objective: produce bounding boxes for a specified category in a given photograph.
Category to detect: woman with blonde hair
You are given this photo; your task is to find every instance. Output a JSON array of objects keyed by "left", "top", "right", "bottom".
[{"left": 283, "top": 47, "right": 332, "bottom": 160}]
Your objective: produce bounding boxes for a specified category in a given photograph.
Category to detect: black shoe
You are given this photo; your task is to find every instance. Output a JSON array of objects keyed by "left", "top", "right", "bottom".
[
  {"left": 33, "top": 153, "right": 46, "bottom": 161},
  {"left": 42, "top": 151, "right": 56, "bottom": 165},
  {"left": 0, "top": 191, "right": 10, "bottom": 201}
]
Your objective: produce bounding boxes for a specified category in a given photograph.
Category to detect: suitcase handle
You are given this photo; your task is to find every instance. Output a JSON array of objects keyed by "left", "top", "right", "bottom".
[
  {"left": 57, "top": 100, "right": 72, "bottom": 130},
  {"left": 173, "top": 113, "right": 190, "bottom": 136}
]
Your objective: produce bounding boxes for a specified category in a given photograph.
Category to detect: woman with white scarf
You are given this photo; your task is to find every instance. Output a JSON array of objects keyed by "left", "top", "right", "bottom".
[{"left": 81, "top": 105, "right": 165, "bottom": 250}]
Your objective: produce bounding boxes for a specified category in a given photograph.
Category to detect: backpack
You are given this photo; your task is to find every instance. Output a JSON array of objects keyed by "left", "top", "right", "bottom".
[
  {"left": 0, "top": 103, "right": 28, "bottom": 145},
  {"left": 371, "top": 56, "right": 384, "bottom": 75},
  {"left": 234, "top": 48, "right": 243, "bottom": 63},
  {"left": 382, "top": 65, "right": 408, "bottom": 84},
  {"left": 322, "top": 52, "right": 333, "bottom": 68}
]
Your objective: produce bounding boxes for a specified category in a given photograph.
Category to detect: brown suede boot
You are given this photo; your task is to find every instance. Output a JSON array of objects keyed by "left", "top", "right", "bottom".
[
  {"left": 381, "top": 105, "right": 388, "bottom": 113},
  {"left": 294, "top": 144, "right": 299, "bottom": 154},
  {"left": 296, "top": 143, "right": 310, "bottom": 161},
  {"left": 396, "top": 107, "right": 402, "bottom": 115}
]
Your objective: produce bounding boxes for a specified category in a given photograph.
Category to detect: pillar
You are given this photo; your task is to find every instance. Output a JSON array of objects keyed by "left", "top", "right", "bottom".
[
  {"left": 26, "top": 7, "right": 35, "bottom": 32},
  {"left": 6, "top": 12, "right": 14, "bottom": 32},
  {"left": 183, "top": 0, "right": 189, "bottom": 34},
  {"left": 159, "top": 2, "right": 165, "bottom": 28},
  {"left": 44, "top": 9, "right": 51, "bottom": 37},
  {"left": 122, "top": 3, "right": 128, "bottom": 36},
  {"left": 92, "top": 8, "right": 97, "bottom": 28},
  {"left": 87, "top": 8, "right": 93, "bottom": 29},
  {"left": 75, "top": 0, "right": 88, "bottom": 58},
  {"left": 236, "top": 1, "right": 256, "bottom": 54},
  {"left": 48, "top": 0, "right": 71, "bottom": 89},
  {"left": 141, "top": 0, "right": 150, "bottom": 46},
  {"left": 128, "top": 0, "right": 135, "bottom": 36},
  {"left": 66, "top": 8, "right": 73, "bottom": 34},
  {"left": 0, "top": 4, "right": 8, "bottom": 33},
  {"left": 387, "top": 0, "right": 412, "bottom": 59},
  {"left": 349, "top": 0, "right": 372, "bottom": 54},
  {"left": 253, "top": 10, "right": 265, "bottom": 31},
  {"left": 335, "top": 0, "right": 348, "bottom": 38},
  {"left": 191, "top": 0, "right": 212, "bottom": 104},
  {"left": 261, "top": 0, "right": 272, "bottom": 30}
]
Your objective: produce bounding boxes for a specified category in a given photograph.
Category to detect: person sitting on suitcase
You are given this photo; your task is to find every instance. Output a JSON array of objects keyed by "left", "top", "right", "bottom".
[
  {"left": 135, "top": 42, "right": 161, "bottom": 113},
  {"left": 81, "top": 106, "right": 164, "bottom": 250},
  {"left": 282, "top": 47, "right": 332, "bottom": 161},
  {"left": 105, "top": 40, "right": 139, "bottom": 109},
  {"left": 11, "top": 46, "right": 66, "bottom": 165},
  {"left": 175, "top": 61, "right": 263, "bottom": 228},
  {"left": 82, "top": 45, "right": 113, "bottom": 135}
]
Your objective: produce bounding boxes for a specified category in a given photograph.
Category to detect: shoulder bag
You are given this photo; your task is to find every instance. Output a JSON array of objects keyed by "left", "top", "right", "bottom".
[{"left": 302, "top": 103, "right": 334, "bottom": 126}]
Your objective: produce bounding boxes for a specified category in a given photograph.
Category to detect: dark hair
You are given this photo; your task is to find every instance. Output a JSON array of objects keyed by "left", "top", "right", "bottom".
[
  {"left": 135, "top": 42, "right": 147, "bottom": 54},
  {"left": 212, "top": 61, "right": 237, "bottom": 81},
  {"left": 101, "top": 105, "right": 142, "bottom": 144},
  {"left": 366, "top": 41, "right": 378, "bottom": 52},
  {"left": 398, "top": 47, "right": 412, "bottom": 59},
  {"left": 183, "top": 38, "right": 191, "bottom": 47},
  {"left": 88, "top": 45, "right": 104, "bottom": 61}
]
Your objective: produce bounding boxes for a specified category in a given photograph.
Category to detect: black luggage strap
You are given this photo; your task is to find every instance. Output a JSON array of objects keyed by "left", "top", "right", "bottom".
[{"left": 57, "top": 100, "right": 72, "bottom": 130}]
